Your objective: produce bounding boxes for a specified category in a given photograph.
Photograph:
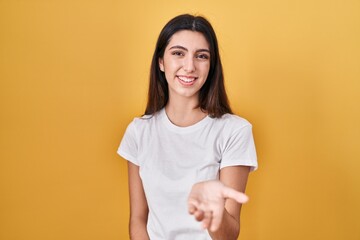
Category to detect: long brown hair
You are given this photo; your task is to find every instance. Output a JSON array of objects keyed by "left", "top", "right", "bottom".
[{"left": 144, "top": 14, "right": 232, "bottom": 118}]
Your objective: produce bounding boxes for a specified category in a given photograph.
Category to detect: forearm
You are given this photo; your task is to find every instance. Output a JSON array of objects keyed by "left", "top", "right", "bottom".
[
  {"left": 128, "top": 162, "right": 150, "bottom": 240},
  {"left": 208, "top": 209, "right": 240, "bottom": 240},
  {"left": 129, "top": 217, "right": 150, "bottom": 240}
]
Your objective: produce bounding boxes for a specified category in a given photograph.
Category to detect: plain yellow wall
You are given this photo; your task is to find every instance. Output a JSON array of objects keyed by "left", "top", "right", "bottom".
[{"left": 1, "top": 0, "right": 359, "bottom": 239}]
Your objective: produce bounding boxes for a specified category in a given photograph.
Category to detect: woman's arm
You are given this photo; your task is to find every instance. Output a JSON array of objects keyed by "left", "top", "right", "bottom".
[
  {"left": 188, "top": 166, "right": 250, "bottom": 240},
  {"left": 209, "top": 166, "right": 250, "bottom": 240},
  {"left": 127, "top": 162, "right": 150, "bottom": 240}
]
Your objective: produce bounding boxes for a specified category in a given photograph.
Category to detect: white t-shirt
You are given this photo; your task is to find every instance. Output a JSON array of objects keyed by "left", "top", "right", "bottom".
[{"left": 118, "top": 108, "right": 258, "bottom": 240}]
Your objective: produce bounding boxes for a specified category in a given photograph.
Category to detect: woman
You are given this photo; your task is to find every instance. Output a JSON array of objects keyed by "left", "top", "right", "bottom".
[{"left": 118, "top": 14, "right": 258, "bottom": 240}]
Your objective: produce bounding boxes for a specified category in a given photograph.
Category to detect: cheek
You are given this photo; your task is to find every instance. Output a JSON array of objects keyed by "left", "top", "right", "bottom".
[
  {"left": 201, "top": 63, "right": 210, "bottom": 76},
  {"left": 165, "top": 59, "right": 181, "bottom": 69},
  {"left": 164, "top": 72, "right": 172, "bottom": 82}
]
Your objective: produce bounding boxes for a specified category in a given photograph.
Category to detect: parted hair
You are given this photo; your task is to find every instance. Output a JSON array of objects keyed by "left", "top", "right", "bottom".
[{"left": 144, "top": 14, "right": 232, "bottom": 118}]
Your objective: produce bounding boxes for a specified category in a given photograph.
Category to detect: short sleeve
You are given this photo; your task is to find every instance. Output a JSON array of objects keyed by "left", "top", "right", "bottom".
[
  {"left": 220, "top": 124, "right": 258, "bottom": 171},
  {"left": 117, "top": 120, "right": 139, "bottom": 166}
]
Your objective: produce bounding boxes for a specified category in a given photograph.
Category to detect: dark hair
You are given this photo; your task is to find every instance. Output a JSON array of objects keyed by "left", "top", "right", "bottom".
[{"left": 144, "top": 14, "right": 232, "bottom": 118}]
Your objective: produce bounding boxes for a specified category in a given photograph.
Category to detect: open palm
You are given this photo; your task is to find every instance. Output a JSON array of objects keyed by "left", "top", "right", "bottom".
[{"left": 188, "top": 180, "right": 249, "bottom": 232}]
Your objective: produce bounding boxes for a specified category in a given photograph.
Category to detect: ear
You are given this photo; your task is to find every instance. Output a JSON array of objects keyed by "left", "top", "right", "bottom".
[{"left": 159, "top": 58, "right": 164, "bottom": 72}]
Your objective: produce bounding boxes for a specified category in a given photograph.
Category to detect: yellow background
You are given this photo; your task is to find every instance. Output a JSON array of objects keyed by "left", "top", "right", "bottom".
[{"left": 1, "top": 0, "right": 359, "bottom": 239}]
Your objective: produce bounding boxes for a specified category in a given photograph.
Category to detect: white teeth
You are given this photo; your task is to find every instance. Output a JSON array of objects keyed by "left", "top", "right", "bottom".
[{"left": 178, "top": 76, "right": 195, "bottom": 82}]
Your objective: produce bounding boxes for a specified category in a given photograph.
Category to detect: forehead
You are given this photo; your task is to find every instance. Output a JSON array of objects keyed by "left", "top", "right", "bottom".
[{"left": 166, "top": 30, "right": 209, "bottom": 50}]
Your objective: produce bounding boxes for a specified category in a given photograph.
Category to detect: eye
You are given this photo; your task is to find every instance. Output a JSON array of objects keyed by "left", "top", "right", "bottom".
[
  {"left": 171, "top": 51, "right": 184, "bottom": 56},
  {"left": 197, "top": 54, "right": 210, "bottom": 60}
]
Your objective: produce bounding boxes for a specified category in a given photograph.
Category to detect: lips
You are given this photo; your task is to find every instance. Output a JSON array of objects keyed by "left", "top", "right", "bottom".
[{"left": 177, "top": 75, "right": 197, "bottom": 86}]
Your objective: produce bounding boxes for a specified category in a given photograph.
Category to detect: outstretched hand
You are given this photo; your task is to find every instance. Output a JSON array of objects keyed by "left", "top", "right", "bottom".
[{"left": 187, "top": 180, "right": 249, "bottom": 232}]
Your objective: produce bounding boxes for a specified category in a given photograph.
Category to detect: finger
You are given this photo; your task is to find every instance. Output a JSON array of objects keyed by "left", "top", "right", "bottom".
[
  {"left": 201, "top": 211, "right": 212, "bottom": 229},
  {"left": 222, "top": 187, "right": 249, "bottom": 203},
  {"left": 188, "top": 199, "right": 200, "bottom": 214},
  {"left": 209, "top": 208, "right": 223, "bottom": 232},
  {"left": 188, "top": 204, "right": 196, "bottom": 214},
  {"left": 194, "top": 209, "right": 204, "bottom": 221}
]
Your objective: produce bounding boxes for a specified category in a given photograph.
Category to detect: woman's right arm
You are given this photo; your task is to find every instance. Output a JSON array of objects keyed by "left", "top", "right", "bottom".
[{"left": 128, "top": 162, "right": 150, "bottom": 240}]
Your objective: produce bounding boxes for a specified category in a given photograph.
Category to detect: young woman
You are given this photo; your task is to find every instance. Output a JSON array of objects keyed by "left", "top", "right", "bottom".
[{"left": 118, "top": 14, "right": 258, "bottom": 240}]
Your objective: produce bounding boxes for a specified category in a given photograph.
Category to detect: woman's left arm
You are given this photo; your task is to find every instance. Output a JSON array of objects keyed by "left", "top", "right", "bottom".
[
  {"left": 188, "top": 166, "right": 250, "bottom": 240},
  {"left": 210, "top": 166, "right": 250, "bottom": 240}
]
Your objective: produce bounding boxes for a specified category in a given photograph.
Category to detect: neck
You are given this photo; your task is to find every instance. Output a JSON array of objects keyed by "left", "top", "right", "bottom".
[{"left": 165, "top": 95, "right": 207, "bottom": 127}]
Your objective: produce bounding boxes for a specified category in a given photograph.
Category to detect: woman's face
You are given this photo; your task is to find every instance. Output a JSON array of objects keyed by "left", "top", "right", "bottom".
[{"left": 159, "top": 30, "right": 210, "bottom": 101}]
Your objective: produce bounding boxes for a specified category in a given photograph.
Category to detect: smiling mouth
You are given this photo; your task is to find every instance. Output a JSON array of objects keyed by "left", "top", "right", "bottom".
[{"left": 177, "top": 76, "right": 197, "bottom": 85}]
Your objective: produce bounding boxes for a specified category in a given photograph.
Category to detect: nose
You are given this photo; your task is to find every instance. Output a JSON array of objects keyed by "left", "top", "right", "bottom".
[{"left": 183, "top": 55, "right": 195, "bottom": 73}]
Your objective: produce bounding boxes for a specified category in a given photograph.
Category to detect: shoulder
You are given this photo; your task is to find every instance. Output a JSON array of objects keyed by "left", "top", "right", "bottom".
[
  {"left": 213, "top": 113, "right": 252, "bottom": 131},
  {"left": 127, "top": 111, "right": 162, "bottom": 133}
]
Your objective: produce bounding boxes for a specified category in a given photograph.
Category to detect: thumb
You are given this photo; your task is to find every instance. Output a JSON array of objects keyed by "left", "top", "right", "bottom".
[{"left": 222, "top": 187, "right": 249, "bottom": 204}]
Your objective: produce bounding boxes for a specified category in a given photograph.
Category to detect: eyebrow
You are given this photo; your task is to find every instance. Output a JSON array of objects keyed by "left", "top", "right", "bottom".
[{"left": 169, "top": 45, "right": 210, "bottom": 53}]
